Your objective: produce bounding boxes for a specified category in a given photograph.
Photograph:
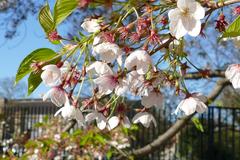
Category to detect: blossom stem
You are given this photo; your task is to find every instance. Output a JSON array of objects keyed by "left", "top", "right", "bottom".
[
  {"left": 185, "top": 57, "right": 201, "bottom": 71},
  {"left": 132, "top": 7, "right": 139, "bottom": 18},
  {"left": 108, "top": 95, "right": 120, "bottom": 119},
  {"left": 76, "top": 77, "right": 85, "bottom": 101}
]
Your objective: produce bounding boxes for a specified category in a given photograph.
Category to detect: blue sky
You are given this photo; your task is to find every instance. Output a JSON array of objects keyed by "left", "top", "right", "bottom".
[{"left": 0, "top": 15, "right": 55, "bottom": 97}]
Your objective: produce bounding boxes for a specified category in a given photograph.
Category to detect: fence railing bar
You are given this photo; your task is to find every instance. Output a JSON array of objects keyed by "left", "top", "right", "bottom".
[{"left": 232, "top": 109, "right": 236, "bottom": 160}]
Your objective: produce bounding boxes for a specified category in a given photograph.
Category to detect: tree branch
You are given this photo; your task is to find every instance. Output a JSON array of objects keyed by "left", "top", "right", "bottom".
[
  {"left": 184, "top": 70, "right": 225, "bottom": 79},
  {"left": 131, "top": 79, "right": 230, "bottom": 157},
  {"left": 204, "top": 0, "right": 240, "bottom": 15},
  {"left": 203, "top": 0, "right": 240, "bottom": 9}
]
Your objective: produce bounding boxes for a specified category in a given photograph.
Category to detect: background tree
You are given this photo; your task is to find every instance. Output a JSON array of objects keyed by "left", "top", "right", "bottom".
[{"left": 0, "top": 77, "right": 27, "bottom": 99}]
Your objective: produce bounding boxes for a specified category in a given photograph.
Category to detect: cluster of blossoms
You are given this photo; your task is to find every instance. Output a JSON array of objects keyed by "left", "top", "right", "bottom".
[
  {"left": 37, "top": 0, "right": 212, "bottom": 130},
  {"left": 26, "top": 0, "right": 240, "bottom": 131}
]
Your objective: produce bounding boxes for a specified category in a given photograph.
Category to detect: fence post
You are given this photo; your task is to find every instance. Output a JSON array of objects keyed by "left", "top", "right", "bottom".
[{"left": 0, "top": 97, "right": 7, "bottom": 141}]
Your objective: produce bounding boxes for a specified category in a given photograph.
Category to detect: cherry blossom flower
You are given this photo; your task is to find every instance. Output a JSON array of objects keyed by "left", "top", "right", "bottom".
[
  {"left": 126, "top": 71, "right": 153, "bottom": 96},
  {"left": 81, "top": 18, "right": 100, "bottom": 33},
  {"left": 85, "top": 111, "right": 107, "bottom": 130},
  {"left": 93, "top": 42, "right": 123, "bottom": 64},
  {"left": 42, "top": 87, "right": 67, "bottom": 107},
  {"left": 225, "top": 64, "right": 240, "bottom": 89},
  {"left": 93, "top": 74, "right": 128, "bottom": 95},
  {"left": 125, "top": 50, "right": 153, "bottom": 75},
  {"left": 132, "top": 112, "right": 157, "bottom": 128},
  {"left": 107, "top": 115, "right": 131, "bottom": 130},
  {"left": 168, "top": 0, "right": 205, "bottom": 39},
  {"left": 141, "top": 91, "right": 163, "bottom": 108},
  {"left": 174, "top": 93, "right": 208, "bottom": 116},
  {"left": 54, "top": 99, "right": 85, "bottom": 126},
  {"left": 41, "top": 64, "right": 62, "bottom": 87},
  {"left": 86, "top": 61, "right": 113, "bottom": 76},
  {"left": 87, "top": 61, "right": 128, "bottom": 95}
]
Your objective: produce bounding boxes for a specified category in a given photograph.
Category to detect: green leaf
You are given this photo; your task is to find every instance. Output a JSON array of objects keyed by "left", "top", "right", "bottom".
[
  {"left": 41, "top": 138, "right": 56, "bottom": 147},
  {"left": 33, "top": 122, "right": 44, "bottom": 128},
  {"left": 15, "top": 48, "right": 58, "bottom": 85},
  {"left": 54, "top": 0, "right": 78, "bottom": 26},
  {"left": 39, "top": 4, "right": 55, "bottom": 33},
  {"left": 43, "top": 115, "right": 49, "bottom": 122},
  {"left": 192, "top": 117, "right": 204, "bottom": 132},
  {"left": 94, "top": 134, "right": 106, "bottom": 144},
  {"left": 61, "top": 132, "right": 69, "bottom": 139},
  {"left": 25, "top": 140, "right": 39, "bottom": 149},
  {"left": 72, "top": 129, "right": 82, "bottom": 137},
  {"left": 28, "top": 72, "right": 42, "bottom": 96},
  {"left": 106, "top": 150, "right": 113, "bottom": 160},
  {"left": 221, "top": 16, "right": 240, "bottom": 39},
  {"left": 79, "top": 136, "right": 89, "bottom": 146}
]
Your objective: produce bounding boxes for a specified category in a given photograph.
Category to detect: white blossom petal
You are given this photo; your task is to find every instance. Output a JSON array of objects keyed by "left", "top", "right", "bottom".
[
  {"left": 81, "top": 18, "right": 100, "bottom": 33},
  {"left": 122, "top": 116, "right": 131, "bottom": 128},
  {"left": 141, "top": 91, "right": 163, "bottom": 108},
  {"left": 107, "top": 116, "right": 120, "bottom": 130},
  {"left": 75, "top": 109, "right": 85, "bottom": 126},
  {"left": 115, "top": 79, "right": 128, "bottom": 96},
  {"left": 177, "top": 97, "right": 197, "bottom": 115},
  {"left": 93, "top": 42, "right": 122, "bottom": 63},
  {"left": 132, "top": 112, "right": 156, "bottom": 128},
  {"left": 225, "top": 64, "right": 240, "bottom": 89},
  {"left": 181, "top": 17, "right": 201, "bottom": 37},
  {"left": 94, "top": 75, "right": 117, "bottom": 95},
  {"left": 177, "top": 0, "right": 195, "bottom": 11},
  {"left": 195, "top": 101, "right": 208, "bottom": 113},
  {"left": 168, "top": 8, "right": 181, "bottom": 21},
  {"left": 86, "top": 61, "right": 113, "bottom": 76},
  {"left": 125, "top": 50, "right": 152, "bottom": 75},
  {"left": 191, "top": 2, "right": 205, "bottom": 19},
  {"left": 169, "top": 17, "right": 188, "bottom": 39},
  {"left": 85, "top": 112, "right": 107, "bottom": 130},
  {"left": 96, "top": 115, "right": 107, "bottom": 130}
]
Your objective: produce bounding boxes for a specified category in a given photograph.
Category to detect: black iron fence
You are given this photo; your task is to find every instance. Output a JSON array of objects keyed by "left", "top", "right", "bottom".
[
  {"left": 131, "top": 106, "right": 240, "bottom": 160},
  {"left": 0, "top": 100, "right": 58, "bottom": 140},
  {"left": 0, "top": 99, "right": 240, "bottom": 159}
]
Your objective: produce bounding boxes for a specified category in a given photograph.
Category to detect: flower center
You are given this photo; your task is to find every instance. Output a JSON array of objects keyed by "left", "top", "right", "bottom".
[{"left": 182, "top": 8, "right": 190, "bottom": 16}]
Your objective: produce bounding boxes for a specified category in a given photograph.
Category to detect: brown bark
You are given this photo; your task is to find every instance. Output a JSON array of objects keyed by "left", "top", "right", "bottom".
[
  {"left": 184, "top": 70, "right": 225, "bottom": 79},
  {"left": 131, "top": 79, "right": 230, "bottom": 157}
]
